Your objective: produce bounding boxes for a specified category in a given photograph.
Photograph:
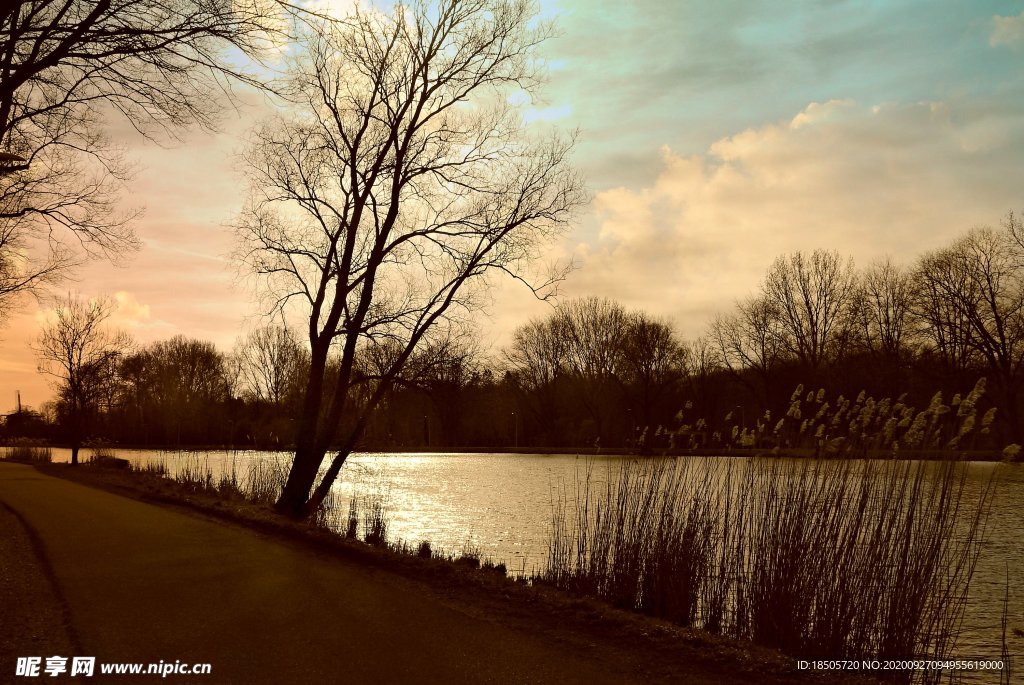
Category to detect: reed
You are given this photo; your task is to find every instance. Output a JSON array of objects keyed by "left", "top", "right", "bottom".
[
  {"left": 362, "top": 497, "right": 389, "bottom": 546},
  {"left": 543, "top": 457, "right": 991, "bottom": 684},
  {"left": 243, "top": 457, "right": 289, "bottom": 505},
  {"left": 173, "top": 454, "right": 215, "bottom": 492},
  {"left": 132, "top": 459, "right": 169, "bottom": 477},
  {"left": 455, "top": 542, "right": 482, "bottom": 569},
  {"left": 2, "top": 439, "right": 52, "bottom": 462}
]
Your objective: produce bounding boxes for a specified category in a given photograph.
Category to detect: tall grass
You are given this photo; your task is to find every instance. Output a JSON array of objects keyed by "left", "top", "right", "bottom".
[
  {"left": 341, "top": 489, "right": 390, "bottom": 546},
  {"left": 2, "top": 439, "right": 52, "bottom": 462},
  {"left": 124, "top": 453, "right": 338, "bottom": 528},
  {"left": 544, "top": 458, "right": 991, "bottom": 684},
  {"left": 362, "top": 497, "right": 389, "bottom": 546},
  {"left": 242, "top": 457, "right": 290, "bottom": 505}
]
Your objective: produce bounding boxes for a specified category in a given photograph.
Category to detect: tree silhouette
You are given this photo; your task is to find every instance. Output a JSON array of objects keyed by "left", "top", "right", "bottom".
[
  {"left": 235, "top": 0, "right": 585, "bottom": 518},
  {"left": 0, "top": 0, "right": 285, "bottom": 319},
  {"left": 35, "top": 294, "right": 129, "bottom": 464}
]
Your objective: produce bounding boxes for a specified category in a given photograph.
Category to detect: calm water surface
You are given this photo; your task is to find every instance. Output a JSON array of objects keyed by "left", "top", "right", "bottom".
[{"left": 50, "top": 449, "right": 1022, "bottom": 679}]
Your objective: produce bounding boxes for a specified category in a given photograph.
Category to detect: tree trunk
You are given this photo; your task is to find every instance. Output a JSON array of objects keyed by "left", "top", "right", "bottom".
[
  {"left": 69, "top": 406, "right": 81, "bottom": 466},
  {"left": 304, "top": 448, "right": 351, "bottom": 518},
  {"left": 275, "top": 340, "right": 331, "bottom": 518},
  {"left": 276, "top": 444, "right": 326, "bottom": 517}
]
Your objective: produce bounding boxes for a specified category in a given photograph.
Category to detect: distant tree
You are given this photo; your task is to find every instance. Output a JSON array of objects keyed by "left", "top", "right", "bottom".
[
  {"left": 506, "top": 317, "right": 567, "bottom": 394},
  {"left": 618, "top": 312, "right": 686, "bottom": 438},
  {"left": 234, "top": 325, "right": 308, "bottom": 406},
  {"left": 384, "top": 336, "right": 482, "bottom": 446},
  {"left": 855, "top": 258, "right": 914, "bottom": 361},
  {"left": 913, "top": 224, "right": 1024, "bottom": 438},
  {"left": 911, "top": 249, "right": 978, "bottom": 373},
  {"left": 556, "top": 297, "right": 628, "bottom": 443},
  {"left": 235, "top": 0, "right": 584, "bottom": 518},
  {"left": 681, "top": 335, "right": 723, "bottom": 428},
  {"left": 505, "top": 315, "right": 568, "bottom": 441},
  {"left": 505, "top": 299, "right": 686, "bottom": 446},
  {"left": 35, "top": 294, "right": 129, "bottom": 463},
  {"left": 763, "top": 249, "right": 857, "bottom": 374},
  {"left": 0, "top": 0, "right": 285, "bottom": 320},
  {"left": 711, "top": 294, "right": 784, "bottom": 404},
  {"left": 115, "top": 348, "right": 155, "bottom": 442},
  {"left": 146, "top": 336, "right": 231, "bottom": 444}
]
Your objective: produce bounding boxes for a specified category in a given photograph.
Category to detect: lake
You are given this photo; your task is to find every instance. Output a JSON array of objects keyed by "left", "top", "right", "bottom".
[{"left": 48, "top": 448, "right": 1022, "bottom": 682}]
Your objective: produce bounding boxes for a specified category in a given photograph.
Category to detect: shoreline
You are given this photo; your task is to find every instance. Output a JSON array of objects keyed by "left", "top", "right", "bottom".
[{"left": 11, "top": 442, "right": 1015, "bottom": 462}]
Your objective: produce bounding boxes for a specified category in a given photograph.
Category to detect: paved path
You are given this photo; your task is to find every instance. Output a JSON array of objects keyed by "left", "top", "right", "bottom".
[{"left": 0, "top": 462, "right": 717, "bottom": 684}]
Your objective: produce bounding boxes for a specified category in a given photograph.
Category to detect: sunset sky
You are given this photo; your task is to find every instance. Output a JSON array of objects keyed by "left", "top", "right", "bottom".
[{"left": 3, "top": 0, "right": 1024, "bottom": 410}]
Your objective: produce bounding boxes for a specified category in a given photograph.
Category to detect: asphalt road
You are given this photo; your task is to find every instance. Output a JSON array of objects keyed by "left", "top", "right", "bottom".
[{"left": 0, "top": 462, "right": 713, "bottom": 684}]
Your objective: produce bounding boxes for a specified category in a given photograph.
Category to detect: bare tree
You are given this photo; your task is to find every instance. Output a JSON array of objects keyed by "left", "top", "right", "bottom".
[
  {"left": 617, "top": 312, "right": 686, "bottom": 438},
  {"left": 506, "top": 317, "right": 566, "bottom": 394},
  {"left": 855, "top": 258, "right": 914, "bottom": 361},
  {"left": 35, "top": 294, "right": 130, "bottom": 464},
  {"left": 505, "top": 316, "right": 568, "bottom": 441},
  {"left": 141, "top": 335, "right": 233, "bottom": 444},
  {"left": 0, "top": 0, "right": 285, "bottom": 319},
  {"left": 556, "top": 297, "right": 628, "bottom": 442},
  {"left": 234, "top": 325, "right": 308, "bottom": 405},
  {"left": 235, "top": 0, "right": 585, "bottom": 518},
  {"left": 710, "top": 293, "right": 783, "bottom": 404},
  {"left": 911, "top": 249, "right": 978, "bottom": 373},
  {"left": 913, "top": 226, "right": 1024, "bottom": 437},
  {"left": 682, "top": 334, "right": 721, "bottom": 423},
  {"left": 763, "top": 249, "right": 857, "bottom": 373}
]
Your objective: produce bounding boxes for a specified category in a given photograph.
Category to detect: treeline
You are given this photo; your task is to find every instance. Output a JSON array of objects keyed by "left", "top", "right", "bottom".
[{"left": 6, "top": 216, "right": 1024, "bottom": 453}]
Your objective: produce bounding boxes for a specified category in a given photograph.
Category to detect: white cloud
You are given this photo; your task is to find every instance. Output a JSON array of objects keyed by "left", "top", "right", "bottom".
[
  {"left": 990, "top": 12, "right": 1024, "bottom": 47},
  {"left": 558, "top": 99, "right": 1024, "bottom": 338},
  {"left": 32, "top": 291, "right": 151, "bottom": 329},
  {"left": 788, "top": 99, "right": 854, "bottom": 130},
  {"left": 112, "top": 291, "right": 152, "bottom": 325}
]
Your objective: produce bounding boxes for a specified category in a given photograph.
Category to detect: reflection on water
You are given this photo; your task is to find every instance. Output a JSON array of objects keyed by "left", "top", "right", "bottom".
[{"left": 50, "top": 448, "right": 1022, "bottom": 676}]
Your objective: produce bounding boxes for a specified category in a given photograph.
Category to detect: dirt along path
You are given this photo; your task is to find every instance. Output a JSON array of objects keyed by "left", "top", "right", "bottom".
[{"left": 0, "top": 461, "right": 830, "bottom": 684}]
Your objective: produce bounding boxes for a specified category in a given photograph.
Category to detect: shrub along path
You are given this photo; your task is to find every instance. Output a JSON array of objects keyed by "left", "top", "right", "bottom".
[{"left": 0, "top": 462, "right": 851, "bottom": 684}]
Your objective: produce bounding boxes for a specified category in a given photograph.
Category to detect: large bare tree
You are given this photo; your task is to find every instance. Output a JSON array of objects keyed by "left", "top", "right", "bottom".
[
  {"left": 35, "top": 294, "right": 130, "bottom": 464},
  {"left": 0, "top": 0, "right": 285, "bottom": 318},
  {"left": 235, "top": 0, "right": 585, "bottom": 518}
]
